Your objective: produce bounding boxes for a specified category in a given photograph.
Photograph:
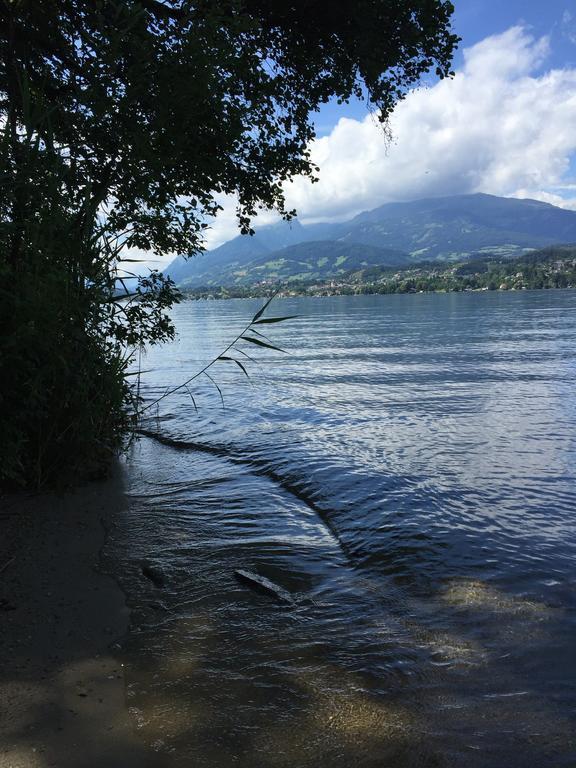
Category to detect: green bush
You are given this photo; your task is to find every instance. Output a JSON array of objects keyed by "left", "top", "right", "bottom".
[{"left": 0, "top": 144, "right": 178, "bottom": 488}]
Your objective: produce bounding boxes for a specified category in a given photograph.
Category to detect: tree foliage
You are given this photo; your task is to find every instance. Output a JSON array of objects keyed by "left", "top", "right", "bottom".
[{"left": 0, "top": 0, "right": 457, "bottom": 486}]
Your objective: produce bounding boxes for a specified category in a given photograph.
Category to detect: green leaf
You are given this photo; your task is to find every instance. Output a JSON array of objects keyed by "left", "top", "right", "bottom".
[
  {"left": 253, "top": 316, "right": 297, "bottom": 324},
  {"left": 251, "top": 292, "right": 277, "bottom": 323},
  {"left": 184, "top": 385, "right": 198, "bottom": 413},
  {"left": 247, "top": 328, "right": 273, "bottom": 343},
  {"left": 219, "top": 356, "right": 250, "bottom": 377},
  {"left": 204, "top": 372, "right": 225, "bottom": 410},
  {"left": 240, "top": 335, "right": 286, "bottom": 353},
  {"left": 233, "top": 346, "right": 259, "bottom": 365}
]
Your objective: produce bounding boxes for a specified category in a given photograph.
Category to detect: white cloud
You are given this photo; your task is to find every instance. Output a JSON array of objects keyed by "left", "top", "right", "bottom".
[
  {"left": 512, "top": 189, "right": 576, "bottom": 211},
  {"left": 117, "top": 246, "right": 171, "bottom": 276},
  {"left": 562, "top": 10, "right": 576, "bottom": 45},
  {"left": 281, "top": 26, "right": 576, "bottom": 224},
  {"left": 123, "top": 194, "right": 282, "bottom": 271},
  {"left": 133, "top": 25, "right": 576, "bottom": 262},
  {"left": 201, "top": 193, "right": 280, "bottom": 250}
]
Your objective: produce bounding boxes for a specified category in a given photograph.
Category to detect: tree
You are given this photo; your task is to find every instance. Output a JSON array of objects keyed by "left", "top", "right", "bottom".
[{"left": 0, "top": 0, "right": 458, "bottom": 487}]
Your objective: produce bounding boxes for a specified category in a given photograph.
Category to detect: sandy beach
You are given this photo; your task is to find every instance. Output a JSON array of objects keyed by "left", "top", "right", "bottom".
[{"left": 0, "top": 467, "right": 168, "bottom": 768}]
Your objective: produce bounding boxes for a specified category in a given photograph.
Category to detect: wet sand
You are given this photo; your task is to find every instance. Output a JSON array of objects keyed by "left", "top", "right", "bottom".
[{"left": 0, "top": 467, "right": 168, "bottom": 768}]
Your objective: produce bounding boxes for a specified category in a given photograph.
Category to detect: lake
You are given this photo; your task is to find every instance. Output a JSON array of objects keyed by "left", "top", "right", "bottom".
[{"left": 107, "top": 289, "right": 576, "bottom": 767}]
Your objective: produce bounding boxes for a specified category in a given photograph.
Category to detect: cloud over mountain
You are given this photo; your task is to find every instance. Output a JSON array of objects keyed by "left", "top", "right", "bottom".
[
  {"left": 284, "top": 26, "right": 576, "bottom": 224},
  {"left": 135, "top": 25, "right": 576, "bottom": 267}
]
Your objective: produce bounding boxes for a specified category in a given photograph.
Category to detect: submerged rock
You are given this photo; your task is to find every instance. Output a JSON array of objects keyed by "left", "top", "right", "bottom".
[
  {"left": 440, "top": 578, "right": 552, "bottom": 616},
  {"left": 140, "top": 563, "right": 166, "bottom": 588}
]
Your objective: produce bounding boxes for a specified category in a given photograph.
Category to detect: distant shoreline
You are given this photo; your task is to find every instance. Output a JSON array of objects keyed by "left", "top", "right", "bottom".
[
  {"left": 182, "top": 283, "right": 576, "bottom": 302},
  {"left": 178, "top": 246, "right": 576, "bottom": 301}
]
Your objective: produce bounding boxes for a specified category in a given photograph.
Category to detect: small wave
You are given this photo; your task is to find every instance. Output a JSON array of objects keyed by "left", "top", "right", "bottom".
[{"left": 136, "top": 427, "right": 353, "bottom": 560}]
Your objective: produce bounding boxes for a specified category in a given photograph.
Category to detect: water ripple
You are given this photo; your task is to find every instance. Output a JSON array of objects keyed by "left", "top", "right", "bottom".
[{"left": 108, "top": 291, "right": 576, "bottom": 768}]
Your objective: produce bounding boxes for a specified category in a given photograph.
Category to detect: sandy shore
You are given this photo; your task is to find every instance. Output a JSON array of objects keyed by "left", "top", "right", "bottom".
[{"left": 0, "top": 467, "right": 168, "bottom": 768}]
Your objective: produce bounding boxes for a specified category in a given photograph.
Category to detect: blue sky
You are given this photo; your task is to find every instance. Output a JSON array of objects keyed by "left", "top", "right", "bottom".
[{"left": 453, "top": 0, "right": 575, "bottom": 67}]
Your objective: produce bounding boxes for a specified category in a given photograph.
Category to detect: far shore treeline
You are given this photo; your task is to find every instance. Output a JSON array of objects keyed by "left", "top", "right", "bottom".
[
  {"left": 181, "top": 246, "right": 576, "bottom": 300},
  {"left": 0, "top": 0, "right": 458, "bottom": 488}
]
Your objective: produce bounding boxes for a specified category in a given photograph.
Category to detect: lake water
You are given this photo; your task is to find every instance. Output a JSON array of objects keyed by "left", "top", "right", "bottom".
[{"left": 107, "top": 290, "right": 576, "bottom": 767}]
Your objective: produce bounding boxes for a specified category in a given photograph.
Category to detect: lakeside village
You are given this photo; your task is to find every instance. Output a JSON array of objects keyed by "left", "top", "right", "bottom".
[{"left": 183, "top": 246, "right": 576, "bottom": 300}]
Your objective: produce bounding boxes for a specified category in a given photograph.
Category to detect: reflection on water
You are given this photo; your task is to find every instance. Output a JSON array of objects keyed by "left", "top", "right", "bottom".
[{"left": 107, "top": 291, "right": 576, "bottom": 767}]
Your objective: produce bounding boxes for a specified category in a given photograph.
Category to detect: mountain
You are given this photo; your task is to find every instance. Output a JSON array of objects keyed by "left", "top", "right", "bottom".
[
  {"left": 165, "top": 219, "right": 310, "bottom": 286},
  {"left": 166, "top": 193, "right": 576, "bottom": 288},
  {"left": 183, "top": 241, "right": 408, "bottom": 287},
  {"left": 338, "top": 194, "right": 576, "bottom": 260}
]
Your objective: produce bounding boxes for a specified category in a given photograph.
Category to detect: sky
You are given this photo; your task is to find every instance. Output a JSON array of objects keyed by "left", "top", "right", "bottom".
[{"left": 137, "top": 0, "right": 576, "bottom": 267}]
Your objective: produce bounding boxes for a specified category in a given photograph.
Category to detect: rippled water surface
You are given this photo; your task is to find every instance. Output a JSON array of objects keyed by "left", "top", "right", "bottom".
[{"left": 108, "top": 291, "right": 576, "bottom": 767}]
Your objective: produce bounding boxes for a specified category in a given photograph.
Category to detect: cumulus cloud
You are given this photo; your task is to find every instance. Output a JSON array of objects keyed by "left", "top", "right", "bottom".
[
  {"left": 282, "top": 26, "right": 576, "bottom": 224},
  {"left": 201, "top": 194, "right": 280, "bottom": 250},
  {"left": 134, "top": 25, "right": 576, "bottom": 263}
]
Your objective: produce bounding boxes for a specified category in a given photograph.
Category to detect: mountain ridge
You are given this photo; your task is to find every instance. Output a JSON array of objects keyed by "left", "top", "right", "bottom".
[{"left": 166, "top": 193, "right": 576, "bottom": 288}]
